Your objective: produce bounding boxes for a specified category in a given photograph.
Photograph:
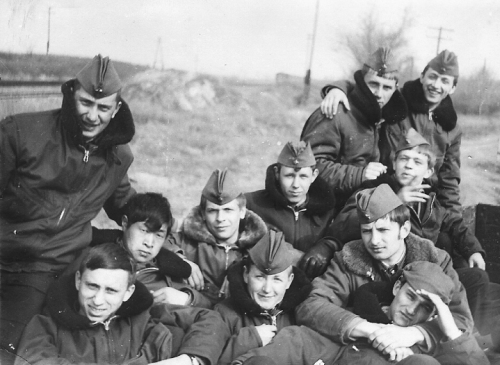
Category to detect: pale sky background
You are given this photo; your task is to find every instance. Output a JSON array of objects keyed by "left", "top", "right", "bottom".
[{"left": 2, "top": 0, "right": 499, "bottom": 81}]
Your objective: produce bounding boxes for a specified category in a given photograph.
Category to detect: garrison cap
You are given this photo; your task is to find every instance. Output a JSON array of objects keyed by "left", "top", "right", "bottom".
[
  {"left": 427, "top": 50, "right": 459, "bottom": 78},
  {"left": 395, "top": 128, "right": 430, "bottom": 154},
  {"left": 202, "top": 169, "right": 242, "bottom": 205},
  {"left": 277, "top": 141, "right": 316, "bottom": 168},
  {"left": 356, "top": 184, "right": 403, "bottom": 224},
  {"left": 248, "top": 229, "right": 295, "bottom": 275},
  {"left": 76, "top": 54, "right": 122, "bottom": 98},
  {"left": 364, "top": 47, "right": 398, "bottom": 77},
  {"left": 402, "top": 261, "right": 455, "bottom": 304}
]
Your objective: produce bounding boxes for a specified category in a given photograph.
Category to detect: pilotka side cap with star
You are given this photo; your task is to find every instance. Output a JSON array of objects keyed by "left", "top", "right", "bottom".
[
  {"left": 364, "top": 47, "right": 398, "bottom": 77},
  {"left": 402, "top": 261, "right": 455, "bottom": 305},
  {"left": 356, "top": 184, "right": 403, "bottom": 224},
  {"left": 395, "top": 128, "right": 430, "bottom": 154},
  {"left": 277, "top": 141, "right": 316, "bottom": 168},
  {"left": 76, "top": 54, "right": 122, "bottom": 98},
  {"left": 202, "top": 168, "right": 242, "bottom": 205},
  {"left": 427, "top": 50, "right": 459, "bottom": 78},
  {"left": 248, "top": 229, "right": 295, "bottom": 275}
]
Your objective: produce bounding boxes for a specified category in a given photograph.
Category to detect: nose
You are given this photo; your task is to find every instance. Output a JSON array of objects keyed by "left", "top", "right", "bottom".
[
  {"left": 216, "top": 210, "right": 225, "bottom": 222},
  {"left": 93, "top": 289, "right": 105, "bottom": 305},
  {"left": 407, "top": 302, "right": 418, "bottom": 315},
  {"left": 87, "top": 106, "right": 98, "bottom": 122},
  {"left": 372, "top": 85, "right": 382, "bottom": 98},
  {"left": 291, "top": 175, "right": 300, "bottom": 188},
  {"left": 405, "top": 158, "right": 415, "bottom": 169},
  {"left": 371, "top": 229, "right": 381, "bottom": 245},
  {"left": 143, "top": 233, "right": 154, "bottom": 248},
  {"left": 262, "top": 278, "right": 272, "bottom": 293}
]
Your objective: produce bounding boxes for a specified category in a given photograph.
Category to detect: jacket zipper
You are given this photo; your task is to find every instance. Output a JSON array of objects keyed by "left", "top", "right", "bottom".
[
  {"left": 57, "top": 208, "right": 66, "bottom": 226},
  {"left": 83, "top": 148, "right": 90, "bottom": 163}
]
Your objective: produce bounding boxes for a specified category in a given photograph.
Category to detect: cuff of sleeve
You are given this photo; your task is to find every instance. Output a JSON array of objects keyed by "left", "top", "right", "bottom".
[{"left": 414, "top": 325, "right": 435, "bottom": 354}]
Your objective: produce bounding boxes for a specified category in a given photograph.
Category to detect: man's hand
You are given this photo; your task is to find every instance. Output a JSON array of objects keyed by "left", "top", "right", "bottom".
[
  {"left": 388, "top": 347, "right": 414, "bottom": 362},
  {"left": 417, "top": 289, "right": 462, "bottom": 341},
  {"left": 321, "top": 88, "right": 350, "bottom": 119},
  {"left": 468, "top": 252, "right": 486, "bottom": 270},
  {"left": 151, "top": 287, "right": 190, "bottom": 306},
  {"left": 185, "top": 260, "right": 204, "bottom": 290},
  {"left": 396, "top": 185, "right": 431, "bottom": 204},
  {"left": 362, "top": 162, "right": 387, "bottom": 181},
  {"left": 299, "top": 241, "right": 335, "bottom": 279},
  {"left": 350, "top": 320, "right": 386, "bottom": 339},
  {"left": 255, "top": 324, "right": 277, "bottom": 346},
  {"left": 368, "top": 325, "right": 424, "bottom": 354}
]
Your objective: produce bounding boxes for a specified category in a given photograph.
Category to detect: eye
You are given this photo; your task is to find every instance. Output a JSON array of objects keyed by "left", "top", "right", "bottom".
[
  {"left": 156, "top": 233, "right": 166, "bottom": 238},
  {"left": 106, "top": 288, "right": 118, "bottom": 294},
  {"left": 88, "top": 283, "right": 99, "bottom": 290}
]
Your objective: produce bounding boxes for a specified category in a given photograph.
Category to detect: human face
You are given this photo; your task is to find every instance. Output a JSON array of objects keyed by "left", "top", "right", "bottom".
[
  {"left": 122, "top": 218, "right": 168, "bottom": 264},
  {"left": 363, "top": 72, "right": 397, "bottom": 108},
  {"left": 203, "top": 199, "right": 246, "bottom": 244},
  {"left": 389, "top": 282, "right": 435, "bottom": 327},
  {"left": 360, "top": 217, "right": 410, "bottom": 266},
  {"left": 74, "top": 86, "right": 121, "bottom": 140},
  {"left": 243, "top": 265, "right": 294, "bottom": 310},
  {"left": 420, "top": 68, "right": 456, "bottom": 110},
  {"left": 394, "top": 149, "right": 433, "bottom": 187},
  {"left": 276, "top": 166, "right": 318, "bottom": 206},
  {"left": 75, "top": 268, "right": 134, "bottom": 322}
]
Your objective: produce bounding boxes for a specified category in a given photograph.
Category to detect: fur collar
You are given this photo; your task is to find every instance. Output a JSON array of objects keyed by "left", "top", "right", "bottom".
[
  {"left": 45, "top": 275, "right": 153, "bottom": 330},
  {"left": 60, "top": 79, "right": 135, "bottom": 150},
  {"left": 349, "top": 70, "right": 408, "bottom": 126},
  {"left": 182, "top": 206, "right": 267, "bottom": 249},
  {"left": 340, "top": 233, "right": 441, "bottom": 278},
  {"left": 402, "top": 78, "right": 457, "bottom": 132},
  {"left": 264, "top": 164, "right": 335, "bottom": 216},
  {"left": 226, "top": 261, "right": 312, "bottom": 315}
]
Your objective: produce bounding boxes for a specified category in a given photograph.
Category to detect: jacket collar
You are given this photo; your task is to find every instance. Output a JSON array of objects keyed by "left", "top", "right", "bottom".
[
  {"left": 60, "top": 79, "right": 135, "bottom": 150},
  {"left": 340, "top": 232, "right": 441, "bottom": 278},
  {"left": 45, "top": 275, "right": 153, "bottom": 330},
  {"left": 402, "top": 78, "right": 457, "bottom": 132},
  {"left": 182, "top": 206, "right": 267, "bottom": 249},
  {"left": 264, "top": 164, "right": 335, "bottom": 216},
  {"left": 226, "top": 261, "right": 312, "bottom": 315},
  {"left": 349, "top": 70, "right": 408, "bottom": 126}
]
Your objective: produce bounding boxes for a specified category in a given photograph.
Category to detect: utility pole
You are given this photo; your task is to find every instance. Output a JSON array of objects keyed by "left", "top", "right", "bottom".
[
  {"left": 46, "top": 7, "right": 51, "bottom": 55},
  {"left": 153, "top": 37, "right": 164, "bottom": 70},
  {"left": 299, "top": 0, "right": 320, "bottom": 105},
  {"left": 428, "top": 26, "right": 453, "bottom": 55}
]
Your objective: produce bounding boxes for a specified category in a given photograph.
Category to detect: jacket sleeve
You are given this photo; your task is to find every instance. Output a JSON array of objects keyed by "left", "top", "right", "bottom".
[
  {"left": 440, "top": 206, "right": 485, "bottom": 260},
  {"left": 150, "top": 304, "right": 230, "bottom": 365},
  {"left": 436, "top": 128, "right": 462, "bottom": 216},
  {"left": 326, "top": 193, "right": 362, "bottom": 246},
  {"left": 102, "top": 173, "right": 136, "bottom": 224},
  {"left": 295, "top": 254, "right": 366, "bottom": 344},
  {"left": 301, "top": 108, "right": 366, "bottom": 195},
  {"left": 0, "top": 116, "right": 17, "bottom": 194},
  {"left": 434, "top": 332, "right": 490, "bottom": 365},
  {"left": 214, "top": 304, "right": 262, "bottom": 365},
  {"left": 320, "top": 80, "right": 354, "bottom": 99}
]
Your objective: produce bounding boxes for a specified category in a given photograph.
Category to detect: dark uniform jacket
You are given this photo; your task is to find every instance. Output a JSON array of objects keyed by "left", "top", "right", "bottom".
[
  {"left": 0, "top": 79, "right": 136, "bottom": 273},
  {"left": 245, "top": 164, "right": 337, "bottom": 253}
]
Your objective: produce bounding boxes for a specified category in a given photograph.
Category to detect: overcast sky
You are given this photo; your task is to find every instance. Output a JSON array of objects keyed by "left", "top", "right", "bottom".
[{"left": 2, "top": 0, "right": 500, "bottom": 80}]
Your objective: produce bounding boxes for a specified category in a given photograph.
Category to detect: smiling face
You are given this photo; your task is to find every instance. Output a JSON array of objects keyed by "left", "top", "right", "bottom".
[
  {"left": 363, "top": 72, "right": 397, "bottom": 108},
  {"left": 75, "top": 268, "right": 134, "bottom": 322},
  {"left": 276, "top": 166, "right": 318, "bottom": 206},
  {"left": 203, "top": 199, "right": 246, "bottom": 244},
  {"left": 389, "top": 282, "right": 435, "bottom": 327},
  {"left": 122, "top": 218, "right": 168, "bottom": 264},
  {"left": 74, "top": 86, "right": 121, "bottom": 141},
  {"left": 360, "top": 216, "right": 410, "bottom": 266},
  {"left": 243, "top": 264, "right": 294, "bottom": 310},
  {"left": 394, "top": 148, "right": 434, "bottom": 187},
  {"left": 420, "top": 67, "right": 456, "bottom": 110}
]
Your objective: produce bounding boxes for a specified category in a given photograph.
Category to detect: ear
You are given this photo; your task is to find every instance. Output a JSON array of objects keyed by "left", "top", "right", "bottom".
[
  {"left": 392, "top": 279, "right": 403, "bottom": 296},
  {"left": 285, "top": 272, "right": 295, "bottom": 290},
  {"left": 274, "top": 165, "right": 280, "bottom": 182},
  {"left": 121, "top": 215, "right": 129, "bottom": 231},
  {"left": 243, "top": 266, "right": 250, "bottom": 284},
  {"left": 419, "top": 72, "right": 425, "bottom": 84},
  {"left": 448, "top": 84, "right": 457, "bottom": 96},
  {"left": 239, "top": 206, "right": 247, "bottom": 220},
  {"left": 311, "top": 168, "right": 319, "bottom": 182},
  {"left": 112, "top": 101, "right": 122, "bottom": 118},
  {"left": 400, "top": 220, "right": 411, "bottom": 239},
  {"left": 123, "top": 284, "right": 135, "bottom": 302},
  {"left": 423, "top": 167, "right": 434, "bottom": 179},
  {"left": 75, "top": 271, "right": 82, "bottom": 291}
]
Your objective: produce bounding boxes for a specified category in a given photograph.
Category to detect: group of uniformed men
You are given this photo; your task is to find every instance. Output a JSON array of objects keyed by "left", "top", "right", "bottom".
[{"left": 0, "top": 47, "right": 497, "bottom": 365}]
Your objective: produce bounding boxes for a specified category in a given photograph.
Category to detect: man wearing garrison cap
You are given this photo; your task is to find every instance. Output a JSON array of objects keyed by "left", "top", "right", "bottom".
[
  {"left": 296, "top": 183, "right": 473, "bottom": 358},
  {"left": 322, "top": 49, "right": 463, "bottom": 217},
  {"left": 301, "top": 47, "right": 408, "bottom": 211},
  {"left": 337, "top": 261, "right": 489, "bottom": 364},
  {"left": 168, "top": 168, "right": 267, "bottom": 308},
  {"left": 0, "top": 54, "right": 136, "bottom": 352},
  {"left": 245, "top": 141, "right": 337, "bottom": 279}
]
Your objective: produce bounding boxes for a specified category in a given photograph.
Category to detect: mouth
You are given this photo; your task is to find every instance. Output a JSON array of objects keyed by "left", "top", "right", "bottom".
[
  {"left": 426, "top": 88, "right": 441, "bottom": 97},
  {"left": 138, "top": 250, "right": 151, "bottom": 258},
  {"left": 80, "top": 120, "right": 100, "bottom": 131},
  {"left": 88, "top": 305, "right": 107, "bottom": 316},
  {"left": 370, "top": 246, "right": 385, "bottom": 253}
]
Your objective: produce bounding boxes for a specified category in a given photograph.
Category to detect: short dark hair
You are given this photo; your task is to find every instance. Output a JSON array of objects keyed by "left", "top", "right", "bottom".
[
  {"left": 73, "top": 79, "right": 122, "bottom": 102},
  {"left": 79, "top": 243, "right": 136, "bottom": 286},
  {"left": 123, "top": 193, "right": 173, "bottom": 234},
  {"left": 361, "top": 65, "right": 399, "bottom": 85},
  {"left": 199, "top": 194, "right": 247, "bottom": 211},
  {"left": 381, "top": 204, "right": 410, "bottom": 228},
  {"left": 394, "top": 145, "right": 437, "bottom": 169},
  {"left": 422, "top": 65, "right": 458, "bottom": 86}
]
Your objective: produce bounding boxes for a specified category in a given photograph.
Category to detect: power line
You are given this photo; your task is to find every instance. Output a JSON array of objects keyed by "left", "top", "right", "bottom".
[
  {"left": 428, "top": 27, "right": 454, "bottom": 55},
  {"left": 153, "top": 37, "right": 164, "bottom": 70}
]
